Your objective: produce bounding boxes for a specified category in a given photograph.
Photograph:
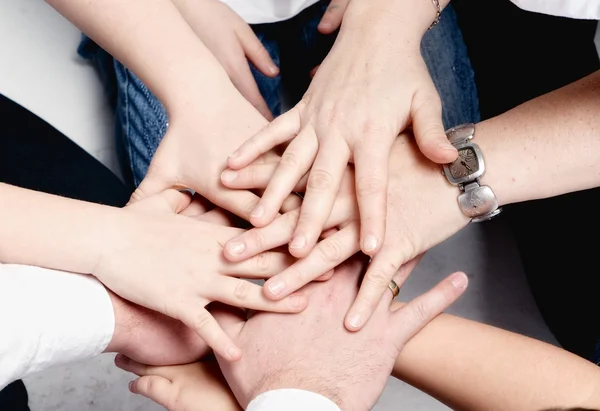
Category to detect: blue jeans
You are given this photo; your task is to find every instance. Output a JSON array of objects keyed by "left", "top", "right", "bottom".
[{"left": 78, "top": 1, "right": 479, "bottom": 188}]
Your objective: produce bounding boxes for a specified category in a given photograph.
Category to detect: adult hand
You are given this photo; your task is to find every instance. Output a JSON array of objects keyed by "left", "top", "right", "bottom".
[
  {"left": 225, "top": 5, "right": 457, "bottom": 260},
  {"left": 213, "top": 256, "right": 467, "bottom": 409},
  {"left": 94, "top": 189, "right": 307, "bottom": 362},
  {"left": 172, "top": 0, "right": 278, "bottom": 119},
  {"left": 222, "top": 133, "right": 469, "bottom": 330},
  {"left": 116, "top": 356, "right": 241, "bottom": 411}
]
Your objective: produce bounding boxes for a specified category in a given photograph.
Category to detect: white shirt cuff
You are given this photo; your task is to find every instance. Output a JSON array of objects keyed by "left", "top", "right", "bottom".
[
  {"left": 247, "top": 389, "right": 341, "bottom": 411},
  {"left": 0, "top": 264, "right": 114, "bottom": 388}
]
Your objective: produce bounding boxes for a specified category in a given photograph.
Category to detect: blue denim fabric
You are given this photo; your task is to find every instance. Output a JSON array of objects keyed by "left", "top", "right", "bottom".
[
  {"left": 79, "top": 1, "right": 479, "bottom": 187},
  {"left": 592, "top": 339, "right": 600, "bottom": 365}
]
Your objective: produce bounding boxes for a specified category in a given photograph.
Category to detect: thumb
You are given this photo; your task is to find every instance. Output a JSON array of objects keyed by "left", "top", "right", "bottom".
[
  {"left": 390, "top": 272, "right": 468, "bottom": 347},
  {"left": 211, "top": 303, "right": 246, "bottom": 339},
  {"left": 129, "top": 158, "right": 179, "bottom": 205},
  {"left": 318, "top": 0, "right": 350, "bottom": 34},
  {"left": 411, "top": 86, "right": 458, "bottom": 164},
  {"left": 129, "top": 376, "right": 177, "bottom": 410},
  {"left": 125, "top": 189, "right": 192, "bottom": 214}
]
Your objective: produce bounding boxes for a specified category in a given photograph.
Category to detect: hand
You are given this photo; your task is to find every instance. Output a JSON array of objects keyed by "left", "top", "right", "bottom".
[
  {"left": 213, "top": 256, "right": 467, "bottom": 410},
  {"left": 221, "top": 133, "right": 469, "bottom": 330},
  {"left": 105, "top": 291, "right": 209, "bottom": 366},
  {"left": 172, "top": 0, "right": 278, "bottom": 119},
  {"left": 116, "top": 356, "right": 241, "bottom": 411},
  {"left": 94, "top": 189, "right": 307, "bottom": 361},
  {"left": 316, "top": 0, "right": 350, "bottom": 34},
  {"left": 226, "top": 8, "right": 458, "bottom": 260}
]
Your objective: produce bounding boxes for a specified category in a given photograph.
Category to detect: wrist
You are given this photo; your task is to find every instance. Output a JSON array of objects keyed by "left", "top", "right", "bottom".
[
  {"left": 343, "top": 0, "right": 439, "bottom": 41},
  {"left": 104, "top": 290, "right": 133, "bottom": 353}
]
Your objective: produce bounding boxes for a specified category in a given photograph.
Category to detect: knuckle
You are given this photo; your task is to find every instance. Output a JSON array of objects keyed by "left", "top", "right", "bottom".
[
  {"left": 361, "top": 120, "right": 394, "bottom": 136},
  {"left": 248, "top": 228, "right": 267, "bottom": 250},
  {"left": 356, "top": 175, "right": 385, "bottom": 197},
  {"left": 410, "top": 299, "right": 432, "bottom": 324},
  {"left": 192, "top": 310, "right": 213, "bottom": 332},
  {"left": 255, "top": 251, "right": 271, "bottom": 273},
  {"left": 280, "top": 152, "right": 301, "bottom": 169},
  {"left": 317, "top": 239, "right": 342, "bottom": 263},
  {"left": 307, "top": 169, "right": 334, "bottom": 191},
  {"left": 365, "top": 268, "right": 392, "bottom": 289},
  {"left": 233, "top": 280, "right": 252, "bottom": 301}
]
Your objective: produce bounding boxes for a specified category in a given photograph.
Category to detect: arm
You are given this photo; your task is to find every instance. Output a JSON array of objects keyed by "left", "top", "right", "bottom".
[
  {"left": 393, "top": 304, "right": 600, "bottom": 411},
  {"left": 477, "top": 70, "right": 600, "bottom": 206},
  {"left": 45, "top": 0, "right": 236, "bottom": 116}
]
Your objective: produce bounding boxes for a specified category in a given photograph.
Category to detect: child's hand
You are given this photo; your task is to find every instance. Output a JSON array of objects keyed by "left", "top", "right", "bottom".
[
  {"left": 173, "top": 0, "right": 278, "bottom": 119},
  {"left": 116, "top": 355, "right": 241, "bottom": 411}
]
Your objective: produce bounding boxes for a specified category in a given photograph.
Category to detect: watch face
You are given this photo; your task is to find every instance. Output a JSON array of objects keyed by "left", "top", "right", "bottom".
[{"left": 449, "top": 147, "right": 479, "bottom": 179}]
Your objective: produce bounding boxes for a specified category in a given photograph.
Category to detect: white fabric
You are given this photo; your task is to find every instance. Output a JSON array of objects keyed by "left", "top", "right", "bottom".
[
  {"left": 220, "top": 0, "right": 320, "bottom": 23},
  {"left": 247, "top": 389, "right": 341, "bottom": 411},
  {"left": 0, "top": 264, "right": 114, "bottom": 389},
  {"left": 510, "top": 0, "right": 600, "bottom": 19}
]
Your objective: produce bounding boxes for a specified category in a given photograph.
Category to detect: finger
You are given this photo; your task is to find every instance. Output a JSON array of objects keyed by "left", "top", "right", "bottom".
[
  {"left": 221, "top": 163, "right": 309, "bottom": 192},
  {"left": 392, "top": 254, "right": 424, "bottom": 291},
  {"left": 162, "top": 189, "right": 193, "bottom": 213},
  {"left": 129, "top": 376, "right": 176, "bottom": 409},
  {"left": 290, "top": 137, "right": 349, "bottom": 258},
  {"left": 129, "top": 172, "right": 174, "bottom": 205},
  {"left": 180, "top": 194, "right": 213, "bottom": 217},
  {"left": 315, "top": 269, "right": 334, "bottom": 281},
  {"left": 345, "top": 245, "right": 404, "bottom": 331},
  {"left": 236, "top": 24, "right": 279, "bottom": 77},
  {"left": 249, "top": 130, "right": 318, "bottom": 227},
  {"left": 224, "top": 209, "right": 300, "bottom": 262},
  {"left": 353, "top": 138, "right": 393, "bottom": 257},
  {"left": 211, "top": 302, "right": 247, "bottom": 338},
  {"left": 281, "top": 193, "right": 303, "bottom": 214},
  {"left": 411, "top": 85, "right": 458, "bottom": 164},
  {"left": 178, "top": 307, "right": 241, "bottom": 361},
  {"left": 228, "top": 58, "right": 274, "bottom": 120},
  {"left": 264, "top": 224, "right": 359, "bottom": 300},
  {"left": 195, "top": 209, "right": 235, "bottom": 226},
  {"left": 390, "top": 272, "right": 468, "bottom": 344},
  {"left": 212, "top": 277, "right": 307, "bottom": 312},
  {"left": 227, "top": 109, "right": 301, "bottom": 169},
  {"left": 211, "top": 188, "right": 262, "bottom": 222},
  {"left": 114, "top": 355, "right": 151, "bottom": 376},
  {"left": 226, "top": 250, "right": 296, "bottom": 278},
  {"left": 318, "top": 0, "right": 350, "bottom": 34}
]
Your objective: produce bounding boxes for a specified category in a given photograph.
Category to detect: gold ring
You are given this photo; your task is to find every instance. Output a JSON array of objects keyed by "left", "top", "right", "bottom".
[{"left": 388, "top": 280, "right": 399, "bottom": 299}]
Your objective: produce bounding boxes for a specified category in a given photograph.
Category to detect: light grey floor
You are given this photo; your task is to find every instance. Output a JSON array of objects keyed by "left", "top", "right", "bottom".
[{"left": 1, "top": 1, "right": 557, "bottom": 410}]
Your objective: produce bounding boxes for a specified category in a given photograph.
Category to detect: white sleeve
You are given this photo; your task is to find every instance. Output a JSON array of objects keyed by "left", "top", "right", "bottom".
[
  {"left": 0, "top": 264, "right": 114, "bottom": 389},
  {"left": 246, "top": 389, "right": 341, "bottom": 411},
  {"left": 510, "top": 0, "right": 600, "bottom": 20}
]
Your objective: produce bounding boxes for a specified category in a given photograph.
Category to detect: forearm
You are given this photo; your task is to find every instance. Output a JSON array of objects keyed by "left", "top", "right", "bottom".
[
  {"left": 342, "top": 0, "right": 448, "bottom": 40},
  {"left": 477, "top": 70, "right": 600, "bottom": 206},
  {"left": 393, "top": 305, "right": 600, "bottom": 410},
  {"left": 0, "top": 183, "right": 119, "bottom": 274},
  {"left": 46, "top": 0, "right": 237, "bottom": 116}
]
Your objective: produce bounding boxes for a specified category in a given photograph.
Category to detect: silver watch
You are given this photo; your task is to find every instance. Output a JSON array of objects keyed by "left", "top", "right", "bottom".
[{"left": 442, "top": 124, "right": 502, "bottom": 223}]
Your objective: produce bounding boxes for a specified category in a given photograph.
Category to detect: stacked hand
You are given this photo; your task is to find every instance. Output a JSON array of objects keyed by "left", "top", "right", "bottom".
[
  {"left": 222, "top": 133, "right": 469, "bottom": 330},
  {"left": 225, "top": 5, "right": 458, "bottom": 267},
  {"left": 95, "top": 189, "right": 307, "bottom": 361},
  {"left": 117, "top": 257, "right": 468, "bottom": 410}
]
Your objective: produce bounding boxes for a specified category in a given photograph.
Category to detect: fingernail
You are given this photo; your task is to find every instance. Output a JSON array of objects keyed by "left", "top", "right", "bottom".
[
  {"left": 226, "top": 241, "right": 245, "bottom": 255},
  {"left": 226, "top": 346, "right": 241, "bottom": 360},
  {"left": 229, "top": 149, "right": 240, "bottom": 159},
  {"left": 221, "top": 169, "right": 238, "bottom": 183},
  {"left": 251, "top": 205, "right": 265, "bottom": 219},
  {"left": 289, "top": 236, "right": 306, "bottom": 249},
  {"left": 114, "top": 355, "right": 124, "bottom": 366},
  {"left": 269, "top": 65, "right": 279, "bottom": 75},
  {"left": 363, "top": 235, "right": 378, "bottom": 253},
  {"left": 438, "top": 141, "right": 456, "bottom": 151},
  {"left": 319, "top": 22, "right": 332, "bottom": 30},
  {"left": 451, "top": 273, "right": 468, "bottom": 289},
  {"left": 347, "top": 313, "right": 362, "bottom": 329},
  {"left": 288, "top": 293, "right": 304, "bottom": 309},
  {"left": 128, "top": 381, "right": 135, "bottom": 392},
  {"left": 268, "top": 280, "right": 286, "bottom": 296}
]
